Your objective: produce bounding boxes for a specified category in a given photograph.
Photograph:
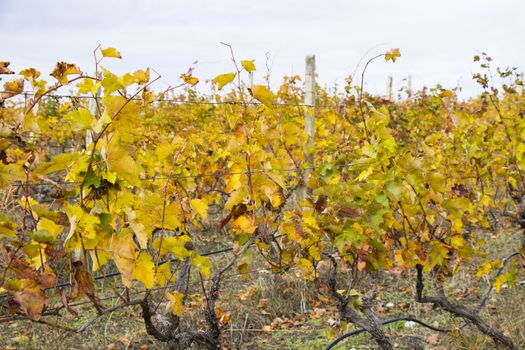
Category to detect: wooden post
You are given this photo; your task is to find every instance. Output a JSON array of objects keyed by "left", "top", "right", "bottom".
[
  {"left": 518, "top": 73, "right": 524, "bottom": 95},
  {"left": 386, "top": 75, "right": 393, "bottom": 100},
  {"left": 247, "top": 71, "right": 253, "bottom": 90},
  {"left": 304, "top": 54, "right": 316, "bottom": 179},
  {"left": 407, "top": 75, "right": 413, "bottom": 97}
]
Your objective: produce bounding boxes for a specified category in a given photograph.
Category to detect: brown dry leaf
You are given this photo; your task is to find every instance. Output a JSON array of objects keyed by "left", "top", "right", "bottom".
[
  {"left": 262, "top": 325, "right": 272, "bottom": 332},
  {"left": 2, "top": 79, "right": 24, "bottom": 99},
  {"left": 13, "top": 286, "right": 46, "bottom": 320},
  {"left": 60, "top": 289, "right": 78, "bottom": 316},
  {"left": 317, "top": 293, "right": 332, "bottom": 304},
  {"left": 257, "top": 298, "right": 268, "bottom": 310},
  {"left": 0, "top": 61, "right": 14, "bottom": 75},
  {"left": 425, "top": 333, "right": 439, "bottom": 345},
  {"left": 50, "top": 62, "right": 81, "bottom": 85},
  {"left": 188, "top": 294, "right": 204, "bottom": 308},
  {"left": 119, "top": 336, "right": 131, "bottom": 347},
  {"left": 310, "top": 307, "right": 326, "bottom": 319},
  {"left": 216, "top": 307, "right": 231, "bottom": 326},
  {"left": 307, "top": 298, "right": 321, "bottom": 308},
  {"left": 238, "top": 286, "right": 258, "bottom": 301}
]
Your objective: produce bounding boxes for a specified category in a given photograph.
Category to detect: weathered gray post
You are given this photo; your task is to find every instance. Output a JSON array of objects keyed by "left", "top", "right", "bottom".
[
  {"left": 386, "top": 75, "right": 393, "bottom": 100},
  {"left": 304, "top": 55, "right": 316, "bottom": 181},
  {"left": 247, "top": 71, "right": 253, "bottom": 90},
  {"left": 407, "top": 75, "right": 413, "bottom": 97}
]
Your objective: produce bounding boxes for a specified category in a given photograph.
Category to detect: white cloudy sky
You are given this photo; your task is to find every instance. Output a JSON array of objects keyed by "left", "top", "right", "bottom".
[{"left": 1, "top": 0, "right": 523, "bottom": 97}]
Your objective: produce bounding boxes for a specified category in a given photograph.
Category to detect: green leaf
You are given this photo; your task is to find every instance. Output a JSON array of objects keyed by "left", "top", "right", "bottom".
[
  {"left": 385, "top": 181, "right": 403, "bottom": 201},
  {"left": 0, "top": 214, "right": 17, "bottom": 238},
  {"left": 426, "top": 172, "right": 446, "bottom": 192},
  {"left": 191, "top": 254, "right": 212, "bottom": 278},
  {"left": 34, "top": 153, "right": 79, "bottom": 175},
  {"left": 0, "top": 163, "right": 25, "bottom": 186}
]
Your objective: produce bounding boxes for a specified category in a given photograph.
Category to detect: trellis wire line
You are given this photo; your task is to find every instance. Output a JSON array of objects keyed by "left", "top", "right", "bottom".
[
  {"left": 50, "top": 246, "right": 234, "bottom": 291},
  {"left": 0, "top": 231, "right": 287, "bottom": 302},
  {"left": 63, "top": 265, "right": 275, "bottom": 311},
  {"left": 1, "top": 91, "right": 340, "bottom": 109},
  {"left": 0, "top": 245, "right": 234, "bottom": 304},
  {"left": 0, "top": 266, "right": 277, "bottom": 325},
  {"left": 7, "top": 163, "right": 354, "bottom": 189}
]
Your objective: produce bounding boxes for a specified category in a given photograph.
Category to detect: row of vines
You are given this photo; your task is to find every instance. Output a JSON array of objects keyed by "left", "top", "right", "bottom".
[{"left": 0, "top": 47, "right": 524, "bottom": 349}]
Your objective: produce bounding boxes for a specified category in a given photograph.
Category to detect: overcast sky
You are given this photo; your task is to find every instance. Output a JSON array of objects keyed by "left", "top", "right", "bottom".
[{"left": 1, "top": 0, "right": 523, "bottom": 98}]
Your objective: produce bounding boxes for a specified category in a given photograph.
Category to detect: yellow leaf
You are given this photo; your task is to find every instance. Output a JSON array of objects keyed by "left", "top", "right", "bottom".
[
  {"left": 64, "top": 203, "right": 100, "bottom": 247},
  {"left": 0, "top": 163, "right": 25, "bottom": 187},
  {"left": 132, "top": 68, "right": 150, "bottom": 85},
  {"left": 297, "top": 258, "right": 315, "bottom": 281},
  {"left": 476, "top": 262, "right": 491, "bottom": 278},
  {"left": 50, "top": 62, "right": 81, "bottom": 85},
  {"left": 126, "top": 208, "right": 149, "bottom": 249},
  {"left": 110, "top": 229, "right": 138, "bottom": 288},
  {"left": 232, "top": 215, "right": 257, "bottom": 234},
  {"left": 241, "top": 60, "right": 256, "bottom": 72},
  {"left": 0, "top": 214, "right": 17, "bottom": 238},
  {"left": 165, "top": 291, "right": 185, "bottom": 316},
  {"left": 180, "top": 73, "right": 199, "bottom": 86},
  {"left": 132, "top": 252, "right": 155, "bottom": 289},
  {"left": 190, "top": 198, "right": 208, "bottom": 219},
  {"left": 64, "top": 108, "right": 96, "bottom": 132},
  {"left": 155, "top": 263, "right": 172, "bottom": 287},
  {"left": 91, "top": 249, "right": 111, "bottom": 271},
  {"left": 212, "top": 72, "right": 236, "bottom": 90},
  {"left": 36, "top": 218, "right": 63, "bottom": 240},
  {"left": 493, "top": 274, "right": 507, "bottom": 293},
  {"left": 19, "top": 68, "right": 40, "bottom": 82},
  {"left": 2, "top": 79, "right": 24, "bottom": 99},
  {"left": 59, "top": 102, "right": 71, "bottom": 113},
  {"left": 250, "top": 85, "right": 276, "bottom": 108},
  {"left": 77, "top": 78, "right": 94, "bottom": 94},
  {"left": 191, "top": 254, "right": 212, "bottom": 278},
  {"left": 104, "top": 144, "right": 141, "bottom": 185},
  {"left": 224, "top": 166, "right": 243, "bottom": 193},
  {"left": 101, "top": 68, "right": 124, "bottom": 94},
  {"left": 100, "top": 47, "right": 122, "bottom": 59},
  {"left": 426, "top": 172, "right": 446, "bottom": 192},
  {"left": 385, "top": 48, "right": 401, "bottom": 62},
  {"left": 225, "top": 189, "right": 246, "bottom": 211},
  {"left": 152, "top": 236, "right": 192, "bottom": 259}
]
